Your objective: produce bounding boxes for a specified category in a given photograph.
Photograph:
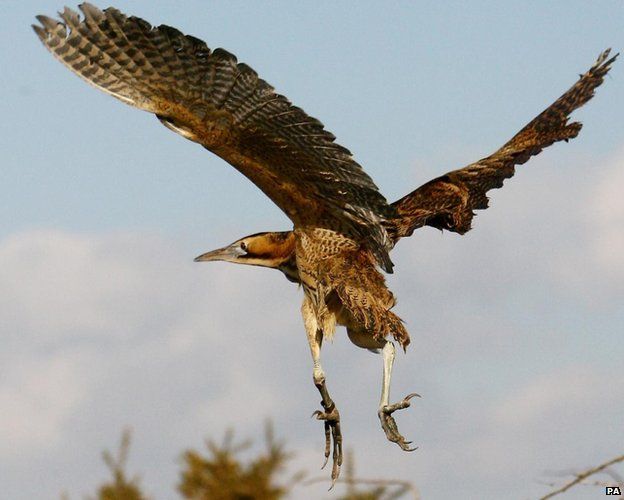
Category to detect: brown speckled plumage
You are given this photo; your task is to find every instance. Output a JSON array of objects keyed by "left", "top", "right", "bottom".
[
  {"left": 34, "top": 4, "right": 617, "bottom": 485},
  {"left": 33, "top": 4, "right": 395, "bottom": 272}
]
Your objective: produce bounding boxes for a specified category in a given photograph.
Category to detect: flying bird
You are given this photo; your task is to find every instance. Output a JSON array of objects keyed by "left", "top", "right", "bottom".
[{"left": 34, "top": 4, "right": 617, "bottom": 484}]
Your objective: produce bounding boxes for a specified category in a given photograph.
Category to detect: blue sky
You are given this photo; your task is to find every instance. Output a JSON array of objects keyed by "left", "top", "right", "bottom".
[{"left": 2, "top": 1, "right": 623, "bottom": 499}]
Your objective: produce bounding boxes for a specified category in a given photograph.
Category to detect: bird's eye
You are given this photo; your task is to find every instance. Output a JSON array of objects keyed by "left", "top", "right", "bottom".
[{"left": 240, "top": 242, "right": 247, "bottom": 251}]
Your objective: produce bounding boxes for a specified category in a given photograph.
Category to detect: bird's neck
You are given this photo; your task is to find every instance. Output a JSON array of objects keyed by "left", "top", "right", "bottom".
[{"left": 278, "top": 252, "right": 300, "bottom": 283}]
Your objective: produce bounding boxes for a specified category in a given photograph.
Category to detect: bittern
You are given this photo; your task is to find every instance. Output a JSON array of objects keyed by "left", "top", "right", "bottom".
[{"left": 34, "top": 4, "right": 616, "bottom": 484}]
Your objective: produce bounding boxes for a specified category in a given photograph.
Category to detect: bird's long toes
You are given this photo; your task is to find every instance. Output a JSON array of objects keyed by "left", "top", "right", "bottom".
[
  {"left": 312, "top": 407, "right": 340, "bottom": 422},
  {"left": 382, "top": 392, "right": 421, "bottom": 414},
  {"left": 378, "top": 394, "right": 419, "bottom": 452},
  {"left": 313, "top": 405, "right": 342, "bottom": 487},
  {"left": 328, "top": 421, "right": 343, "bottom": 489},
  {"left": 329, "top": 460, "right": 341, "bottom": 490},
  {"left": 379, "top": 412, "right": 417, "bottom": 451}
]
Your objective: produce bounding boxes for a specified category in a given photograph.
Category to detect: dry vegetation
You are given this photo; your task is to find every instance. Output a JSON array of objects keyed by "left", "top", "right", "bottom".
[{"left": 68, "top": 425, "right": 622, "bottom": 500}]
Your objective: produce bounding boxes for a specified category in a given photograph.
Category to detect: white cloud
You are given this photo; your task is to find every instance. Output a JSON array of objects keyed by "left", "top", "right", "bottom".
[
  {"left": 545, "top": 148, "right": 624, "bottom": 303},
  {"left": 491, "top": 365, "right": 617, "bottom": 429},
  {"left": 586, "top": 148, "right": 624, "bottom": 274},
  {"left": 0, "top": 350, "right": 89, "bottom": 453},
  {"left": 0, "top": 230, "right": 185, "bottom": 343}
]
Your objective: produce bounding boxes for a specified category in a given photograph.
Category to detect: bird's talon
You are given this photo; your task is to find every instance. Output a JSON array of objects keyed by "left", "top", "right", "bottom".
[
  {"left": 313, "top": 403, "right": 342, "bottom": 485},
  {"left": 329, "top": 463, "right": 341, "bottom": 490},
  {"left": 313, "top": 408, "right": 339, "bottom": 422},
  {"left": 378, "top": 392, "right": 418, "bottom": 451}
]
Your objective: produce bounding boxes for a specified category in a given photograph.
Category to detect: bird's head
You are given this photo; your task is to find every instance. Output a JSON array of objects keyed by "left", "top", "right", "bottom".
[{"left": 194, "top": 231, "right": 299, "bottom": 282}]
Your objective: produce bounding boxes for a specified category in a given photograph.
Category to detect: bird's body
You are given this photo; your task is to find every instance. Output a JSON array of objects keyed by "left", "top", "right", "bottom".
[
  {"left": 34, "top": 3, "right": 617, "bottom": 485},
  {"left": 296, "top": 227, "right": 407, "bottom": 347}
]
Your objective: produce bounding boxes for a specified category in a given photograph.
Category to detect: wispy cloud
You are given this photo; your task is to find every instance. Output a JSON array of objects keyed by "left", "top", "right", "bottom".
[{"left": 0, "top": 350, "right": 89, "bottom": 453}]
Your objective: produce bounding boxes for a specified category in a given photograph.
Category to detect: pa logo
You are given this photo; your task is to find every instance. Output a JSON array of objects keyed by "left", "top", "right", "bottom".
[{"left": 606, "top": 486, "right": 622, "bottom": 495}]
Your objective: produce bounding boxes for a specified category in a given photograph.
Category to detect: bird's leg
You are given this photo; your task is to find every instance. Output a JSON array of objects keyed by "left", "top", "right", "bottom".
[
  {"left": 302, "top": 298, "right": 342, "bottom": 486},
  {"left": 311, "top": 330, "right": 342, "bottom": 479},
  {"left": 378, "top": 341, "right": 419, "bottom": 451}
]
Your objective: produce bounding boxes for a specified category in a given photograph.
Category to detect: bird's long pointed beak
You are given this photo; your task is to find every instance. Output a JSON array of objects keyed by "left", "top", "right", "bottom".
[{"left": 194, "top": 245, "right": 237, "bottom": 262}]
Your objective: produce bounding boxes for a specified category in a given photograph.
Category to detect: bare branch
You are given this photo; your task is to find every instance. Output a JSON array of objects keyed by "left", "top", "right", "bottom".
[{"left": 539, "top": 453, "right": 624, "bottom": 500}]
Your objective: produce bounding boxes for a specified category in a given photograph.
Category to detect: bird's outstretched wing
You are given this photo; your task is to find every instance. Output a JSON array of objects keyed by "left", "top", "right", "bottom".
[
  {"left": 33, "top": 4, "right": 395, "bottom": 271},
  {"left": 389, "top": 49, "right": 617, "bottom": 241}
]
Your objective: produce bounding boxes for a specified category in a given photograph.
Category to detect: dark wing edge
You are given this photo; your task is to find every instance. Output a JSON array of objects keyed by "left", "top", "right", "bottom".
[
  {"left": 33, "top": 4, "right": 395, "bottom": 272},
  {"left": 388, "top": 49, "right": 618, "bottom": 242}
]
